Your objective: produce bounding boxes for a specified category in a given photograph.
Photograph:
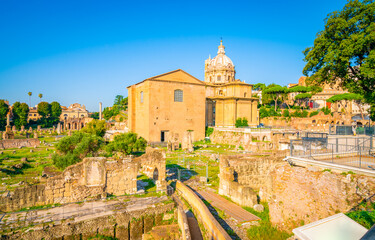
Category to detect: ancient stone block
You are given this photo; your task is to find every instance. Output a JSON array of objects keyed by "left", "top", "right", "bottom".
[
  {"left": 130, "top": 218, "right": 143, "bottom": 240},
  {"left": 143, "top": 214, "right": 155, "bottom": 233},
  {"left": 116, "top": 225, "right": 129, "bottom": 240}
]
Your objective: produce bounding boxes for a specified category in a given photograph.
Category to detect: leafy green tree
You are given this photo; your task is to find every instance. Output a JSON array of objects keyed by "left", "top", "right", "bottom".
[
  {"left": 253, "top": 83, "right": 266, "bottom": 91},
  {"left": 12, "top": 102, "right": 29, "bottom": 128},
  {"left": 50, "top": 101, "right": 62, "bottom": 124},
  {"left": 90, "top": 112, "right": 99, "bottom": 119},
  {"left": 327, "top": 93, "right": 366, "bottom": 119},
  {"left": 303, "top": 0, "right": 375, "bottom": 120},
  {"left": 102, "top": 106, "right": 120, "bottom": 120},
  {"left": 37, "top": 102, "right": 51, "bottom": 127},
  {"left": 0, "top": 100, "right": 9, "bottom": 131},
  {"left": 288, "top": 86, "right": 310, "bottom": 94},
  {"left": 264, "top": 86, "right": 288, "bottom": 111},
  {"left": 52, "top": 132, "right": 104, "bottom": 169},
  {"left": 282, "top": 109, "right": 290, "bottom": 118},
  {"left": 81, "top": 120, "right": 107, "bottom": 137},
  {"left": 294, "top": 93, "right": 313, "bottom": 109},
  {"left": 106, "top": 133, "right": 147, "bottom": 155},
  {"left": 114, "top": 95, "right": 124, "bottom": 106},
  {"left": 38, "top": 93, "right": 43, "bottom": 102}
]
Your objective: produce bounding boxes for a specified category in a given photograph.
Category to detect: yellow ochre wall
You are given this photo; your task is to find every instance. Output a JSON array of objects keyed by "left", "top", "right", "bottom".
[{"left": 128, "top": 72, "right": 205, "bottom": 143}]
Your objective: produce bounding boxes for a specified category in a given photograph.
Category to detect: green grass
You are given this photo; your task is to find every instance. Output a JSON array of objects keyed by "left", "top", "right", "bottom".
[
  {"left": 0, "top": 136, "right": 61, "bottom": 190},
  {"left": 166, "top": 150, "right": 220, "bottom": 189},
  {"left": 346, "top": 201, "right": 375, "bottom": 229},
  {"left": 17, "top": 203, "right": 61, "bottom": 212},
  {"left": 244, "top": 202, "right": 292, "bottom": 240},
  {"left": 137, "top": 173, "right": 156, "bottom": 191}
]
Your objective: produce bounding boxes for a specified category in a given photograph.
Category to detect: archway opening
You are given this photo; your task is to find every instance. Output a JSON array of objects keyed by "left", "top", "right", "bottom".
[{"left": 153, "top": 168, "right": 159, "bottom": 181}]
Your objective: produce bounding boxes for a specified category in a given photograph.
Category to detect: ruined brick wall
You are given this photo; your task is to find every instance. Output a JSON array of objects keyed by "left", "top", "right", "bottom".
[
  {"left": 218, "top": 154, "right": 285, "bottom": 207},
  {"left": 2, "top": 202, "right": 175, "bottom": 240},
  {"left": 0, "top": 157, "right": 136, "bottom": 212},
  {"left": 210, "top": 129, "right": 276, "bottom": 152},
  {"left": 264, "top": 164, "right": 375, "bottom": 232},
  {"left": 0, "top": 139, "right": 40, "bottom": 149},
  {"left": 135, "top": 147, "right": 167, "bottom": 191},
  {"left": 0, "top": 148, "right": 166, "bottom": 212}
]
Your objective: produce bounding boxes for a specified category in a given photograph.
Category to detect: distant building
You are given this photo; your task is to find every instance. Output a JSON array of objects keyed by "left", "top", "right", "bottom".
[
  {"left": 60, "top": 103, "right": 89, "bottom": 120},
  {"left": 287, "top": 77, "right": 370, "bottom": 116},
  {"left": 27, "top": 103, "right": 90, "bottom": 122},
  {"left": 28, "top": 107, "right": 41, "bottom": 121},
  {"left": 127, "top": 41, "right": 259, "bottom": 143}
]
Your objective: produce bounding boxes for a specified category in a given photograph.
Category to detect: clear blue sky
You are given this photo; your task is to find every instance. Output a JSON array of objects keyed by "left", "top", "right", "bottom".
[{"left": 0, "top": 0, "right": 348, "bottom": 111}]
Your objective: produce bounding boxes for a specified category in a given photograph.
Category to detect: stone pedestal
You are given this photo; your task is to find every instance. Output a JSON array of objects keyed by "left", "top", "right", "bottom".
[{"left": 2, "top": 126, "right": 14, "bottom": 140}]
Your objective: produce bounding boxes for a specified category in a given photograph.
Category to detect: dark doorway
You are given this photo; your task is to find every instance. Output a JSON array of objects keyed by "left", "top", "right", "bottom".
[
  {"left": 161, "top": 131, "right": 167, "bottom": 142},
  {"left": 153, "top": 168, "right": 159, "bottom": 181}
]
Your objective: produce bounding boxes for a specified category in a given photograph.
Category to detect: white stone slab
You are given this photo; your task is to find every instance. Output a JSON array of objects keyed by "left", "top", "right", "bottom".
[{"left": 293, "top": 213, "right": 368, "bottom": 240}]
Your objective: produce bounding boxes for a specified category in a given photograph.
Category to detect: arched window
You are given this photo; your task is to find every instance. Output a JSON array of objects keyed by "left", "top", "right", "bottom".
[
  {"left": 244, "top": 92, "right": 247, "bottom": 97},
  {"left": 174, "top": 89, "right": 183, "bottom": 102},
  {"left": 217, "top": 75, "right": 221, "bottom": 81},
  {"left": 140, "top": 91, "right": 144, "bottom": 103}
]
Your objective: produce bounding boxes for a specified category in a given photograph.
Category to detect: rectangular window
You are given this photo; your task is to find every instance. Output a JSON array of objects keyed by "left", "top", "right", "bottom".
[
  {"left": 174, "top": 89, "right": 183, "bottom": 102},
  {"left": 140, "top": 91, "right": 144, "bottom": 103}
]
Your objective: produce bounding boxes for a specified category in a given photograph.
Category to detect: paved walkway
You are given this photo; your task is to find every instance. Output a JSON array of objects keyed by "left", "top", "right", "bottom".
[
  {"left": 0, "top": 196, "right": 168, "bottom": 229},
  {"left": 196, "top": 189, "right": 260, "bottom": 223}
]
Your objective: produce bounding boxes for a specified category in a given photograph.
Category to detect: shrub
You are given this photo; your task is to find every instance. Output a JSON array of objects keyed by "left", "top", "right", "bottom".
[
  {"left": 106, "top": 132, "right": 147, "bottom": 155},
  {"left": 205, "top": 127, "right": 214, "bottom": 137},
  {"left": 321, "top": 107, "right": 331, "bottom": 115},
  {"left": 302, "top": 110, "right": 309, "bottom": 118},
  {"left": 282, "top": 109, "right": 290, "bottom": 118},
  {"left": 309, "top": 111, "right": 319, "bottom": 117},
  {"left": 53, "top": 131, "right": 104, "bottom": 169},
  {"left": 235, "top": 118, "right": 249, "bottom": 128},
  {"left": 81, "top": 119, "right": 107, "bottom": 137}
]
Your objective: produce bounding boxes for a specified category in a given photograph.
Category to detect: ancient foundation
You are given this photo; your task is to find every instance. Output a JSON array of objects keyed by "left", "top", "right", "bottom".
[
  {"left": 218, "top": 153, "right": 284, "bottom": 207},
  {"left": 0, "top": 148, "right": 167, "bottom": 212},
  {"left": 0, "top": 138, "right": 40, "bottom": 149}
]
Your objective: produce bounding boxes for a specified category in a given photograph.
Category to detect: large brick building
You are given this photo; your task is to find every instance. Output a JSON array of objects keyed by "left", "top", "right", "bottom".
[{"left": 127, "top": 41, "right": 259, "bottom": 143}]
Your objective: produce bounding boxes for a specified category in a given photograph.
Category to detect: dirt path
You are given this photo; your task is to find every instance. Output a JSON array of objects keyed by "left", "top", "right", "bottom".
[{"left": 197, "top": 189, "right": 260, "bottom": 223}]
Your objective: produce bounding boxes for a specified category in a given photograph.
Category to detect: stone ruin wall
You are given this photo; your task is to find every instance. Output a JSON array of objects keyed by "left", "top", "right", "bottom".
[
  {"left": 0, "top": 139, "right": 40, "bottom": 149},
  {"left": 2, "top": 202, "right": 175, "bottom": 240},
  {"left": 260, "top": 112, "right": 355, "bottom": 131},
  {"left": 210, "top": 129, "right": 276, "bottom": 151},
  {"left": 218, "top": 153, "right": 285, "bottom": 207},
  {"left": 0, "top": 148, "right": 167, "bottom": 212},
  {"left": 134, "top": 147, "right": 167, "bottom": 191},
  {"left": 263, "top": 164, "right": 375, "bottom": 232}
]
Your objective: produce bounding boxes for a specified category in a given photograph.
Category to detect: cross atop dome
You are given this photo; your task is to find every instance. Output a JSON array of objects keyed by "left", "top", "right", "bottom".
[{"left": 218, "top": 40, "right": 225, "bottom": 55}]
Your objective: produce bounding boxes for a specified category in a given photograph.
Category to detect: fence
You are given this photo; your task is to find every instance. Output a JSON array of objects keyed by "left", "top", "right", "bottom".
[
  {"left": 290, "top": 136, "right": 375, "bottom": 171},
  {"left": 329, "top": 125, "right": 375, "bottom": 136}
]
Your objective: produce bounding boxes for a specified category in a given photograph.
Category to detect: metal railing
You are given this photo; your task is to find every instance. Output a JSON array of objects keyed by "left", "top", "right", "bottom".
[
  {"left": 290, "top": 136, "right": 375, "bottom": 170},
  {"left": 329, "top": 125, "right": 375, "bottom": 136}
]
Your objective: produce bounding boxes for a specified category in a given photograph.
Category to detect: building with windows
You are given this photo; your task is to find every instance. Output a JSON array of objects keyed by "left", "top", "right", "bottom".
[
  {"left": 27, "top": 103, "right": 89, "bottom": 122},
  {"left": 60, "top": 103, "right": 89, "bottom": 120},
  {"left": 127, "top": 69, "right": 206, "bottom": 143},
  {"left": 127, "top": 41, "right": 259, "bottom": 143}
]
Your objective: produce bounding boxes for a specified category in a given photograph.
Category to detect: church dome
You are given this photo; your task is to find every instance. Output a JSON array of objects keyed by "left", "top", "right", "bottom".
[
  {"left": 210, "top": 41, "right": 233, "bottom": 67},
  {"left": 204, "top": 40, "right": 236, "bottom": 84}
]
